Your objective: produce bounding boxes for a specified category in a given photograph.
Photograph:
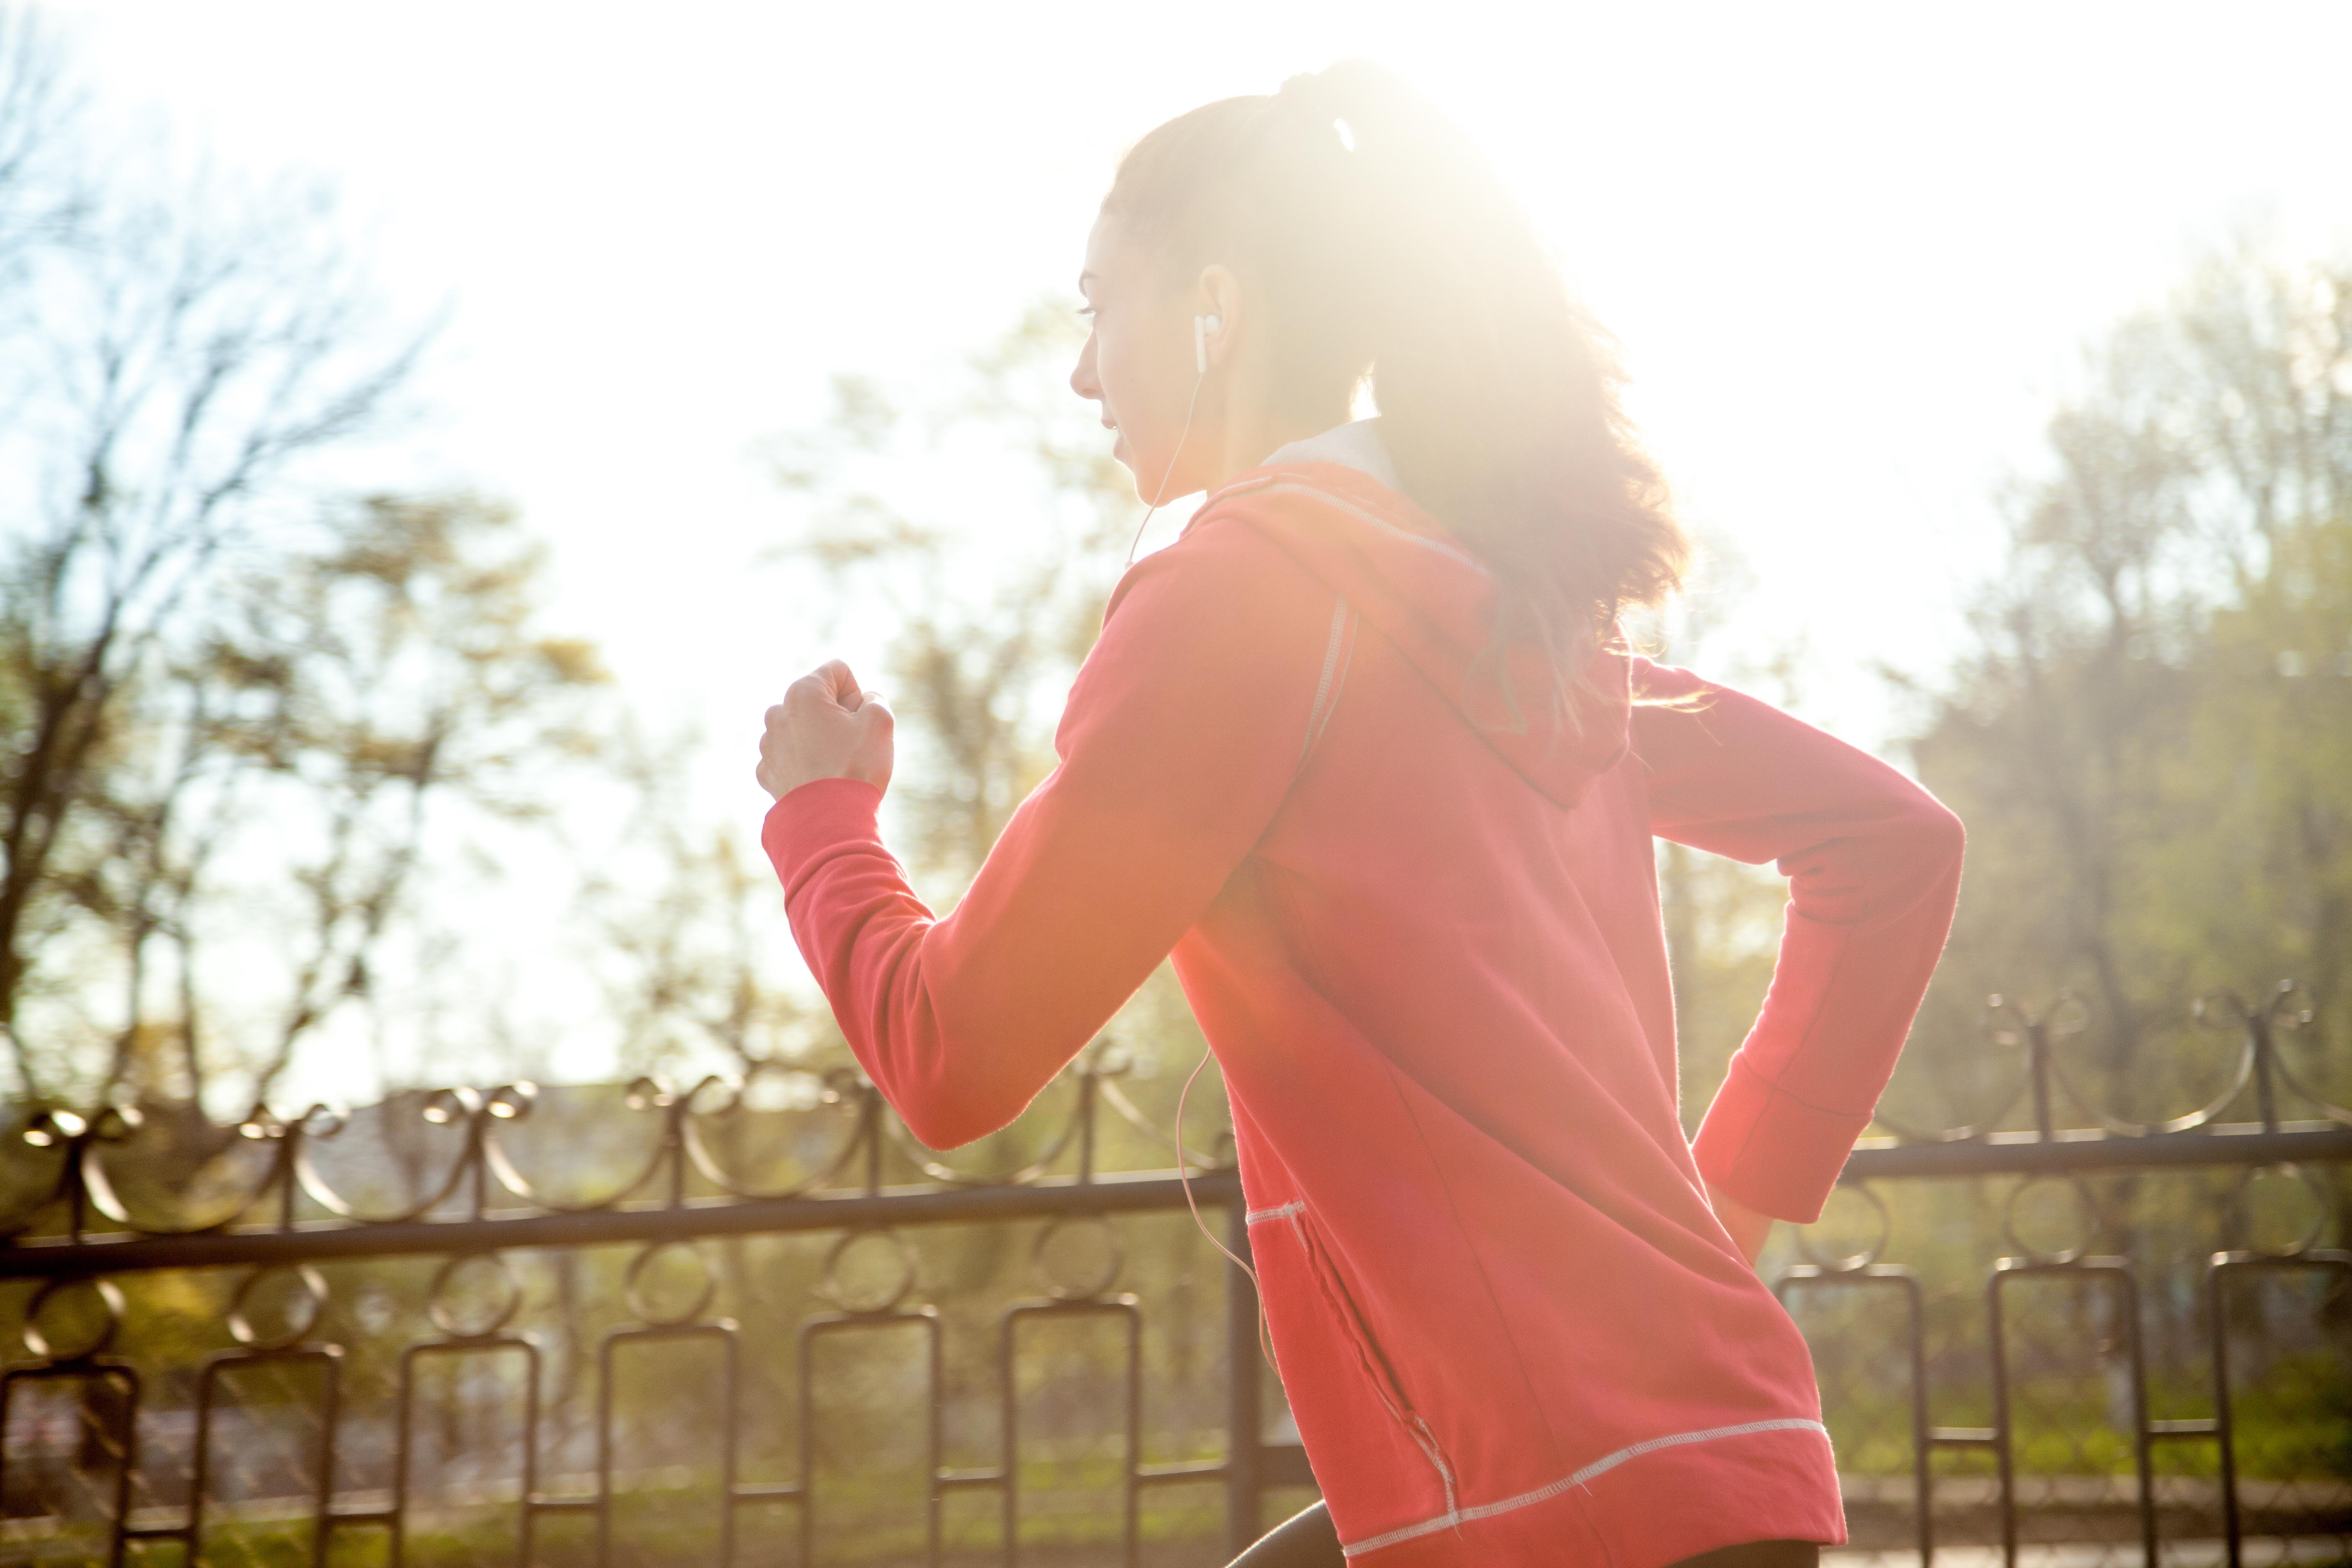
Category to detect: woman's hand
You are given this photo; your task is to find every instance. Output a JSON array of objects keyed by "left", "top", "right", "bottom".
[
  {"left": 757, "top": 660, "right": 895, "bottom": 802},
  {"left": 1706, "top": 1182, "right": 1773, "bottom": 1270}
]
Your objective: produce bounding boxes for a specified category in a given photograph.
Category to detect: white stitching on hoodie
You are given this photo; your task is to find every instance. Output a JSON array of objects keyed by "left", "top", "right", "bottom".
[
  {"left": 1337, "top": 1418, "right": 1833, "bottom": 1557},
  {"left": 1306, "top": 606, "right": 1355, "bottom": 761},
  {"left": 1300, "top": 596, "right": 1350, "bottom": 766}
]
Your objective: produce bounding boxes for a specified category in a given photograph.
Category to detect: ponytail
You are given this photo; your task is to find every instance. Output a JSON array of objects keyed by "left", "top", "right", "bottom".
[{"left": 1100, "top": 62, "right": 1688, "bottom": 715}]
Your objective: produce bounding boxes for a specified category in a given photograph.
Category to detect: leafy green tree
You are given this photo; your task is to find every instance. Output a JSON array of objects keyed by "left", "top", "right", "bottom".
[
  {"left": 1898, "top": 244, "right": 2352, "bottom": 1132},
  {"left": 585, "top": 732, "right": 836, "bottom": 1078},
  {"left": 18, "top": 494, "right": 611, "bottom": 1114},
  {"left": 0, "top": 17, "right": 614, "bottom": 1113}
]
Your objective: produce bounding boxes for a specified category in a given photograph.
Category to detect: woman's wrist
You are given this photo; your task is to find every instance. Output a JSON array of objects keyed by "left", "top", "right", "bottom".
[{"left": 1706, "top": 1181, "right": 1773, "bottom": 1269}]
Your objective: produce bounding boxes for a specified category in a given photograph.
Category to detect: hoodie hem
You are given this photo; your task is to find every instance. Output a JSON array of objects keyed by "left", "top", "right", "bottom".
[
  {"left": 1337, "top": 1418, "right": 1843, "bottom": 1567},
  {"left": 1338, "top": 1418, "right": 1827, "bottom": 1556}
]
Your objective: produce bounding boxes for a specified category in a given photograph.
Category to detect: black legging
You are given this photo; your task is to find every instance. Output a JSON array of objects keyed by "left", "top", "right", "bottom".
[{"left": 1225, "top": 1501, "right": 1821, "bottom": 1568}]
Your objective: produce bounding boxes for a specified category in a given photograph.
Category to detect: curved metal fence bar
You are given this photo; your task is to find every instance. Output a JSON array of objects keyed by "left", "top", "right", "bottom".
[
  {"left": 0, "top": 1169, "right": 1240, "bottom": 1279},
  {"left": 5, "top": 985, "right": 2349, "bottom": 1251},
  {"left": 1, "top": 987, "right": 2348, "bottom": 1568}
]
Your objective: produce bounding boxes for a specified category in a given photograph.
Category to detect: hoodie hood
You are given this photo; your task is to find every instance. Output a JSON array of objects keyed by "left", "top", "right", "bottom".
[{"left": 1183, "top": 457, "right": 1631, "bottom": 809}]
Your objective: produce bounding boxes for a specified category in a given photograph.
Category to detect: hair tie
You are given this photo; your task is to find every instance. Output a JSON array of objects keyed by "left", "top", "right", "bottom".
[{"left": 1270, "top": 72, "right": 1358, "bottom": 157}]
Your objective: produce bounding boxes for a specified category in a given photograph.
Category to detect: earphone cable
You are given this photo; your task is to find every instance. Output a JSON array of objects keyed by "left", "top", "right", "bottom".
[
  {"left": 1175, "top": 1048, "right": 1278, "bottom": 1372},
  {"left": 1125, "top": 356, "right": 1210, "bottom": 568}
]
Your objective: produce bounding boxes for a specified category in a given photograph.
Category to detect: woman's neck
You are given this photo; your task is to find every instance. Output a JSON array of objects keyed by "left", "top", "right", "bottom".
[
  {"left": 1203, "top": 340, "right": 1352, "bottom": 488},
  {"left": 1210, "top": 397, "right": 1352, "bottom": 488}
]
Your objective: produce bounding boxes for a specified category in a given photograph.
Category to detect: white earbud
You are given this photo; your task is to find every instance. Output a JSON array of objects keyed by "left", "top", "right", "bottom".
[{"left": 1194, "top": 313, "right": 1222, "bottom": 375}]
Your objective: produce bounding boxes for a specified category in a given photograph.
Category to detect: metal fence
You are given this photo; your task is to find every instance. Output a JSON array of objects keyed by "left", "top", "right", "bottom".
[{"left": 2, "top": 984, "right": 2348, "bottom": 1568}]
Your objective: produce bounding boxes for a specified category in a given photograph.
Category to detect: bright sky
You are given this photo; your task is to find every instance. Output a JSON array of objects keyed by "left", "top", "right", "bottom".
[
  {"left": 43, "top": 0, "right": 2352, "bottom": 1093},
  {"left": 63, "top": 2, "right": 2352, "bottom": 749}
]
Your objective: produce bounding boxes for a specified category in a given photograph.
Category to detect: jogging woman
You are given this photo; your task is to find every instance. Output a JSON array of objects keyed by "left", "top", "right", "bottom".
[{"left": 756, "top": 61, "right": 1964, "bottom": 1568}]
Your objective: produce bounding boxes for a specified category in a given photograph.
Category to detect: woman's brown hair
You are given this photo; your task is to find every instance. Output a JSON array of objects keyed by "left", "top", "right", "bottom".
[{"left": 1100, "top": 61, "right": 1688, "bottom": 718}]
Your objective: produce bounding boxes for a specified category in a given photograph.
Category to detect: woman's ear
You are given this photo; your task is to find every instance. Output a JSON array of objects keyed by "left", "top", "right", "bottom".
[{"left": 1197, "top": 264, "right": 1241, "bottom": 370}]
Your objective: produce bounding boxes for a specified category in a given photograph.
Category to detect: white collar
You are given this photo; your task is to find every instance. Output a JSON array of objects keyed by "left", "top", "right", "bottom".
[{"left": 1262, "top": 418, "right": 1402, "bottom": 494}]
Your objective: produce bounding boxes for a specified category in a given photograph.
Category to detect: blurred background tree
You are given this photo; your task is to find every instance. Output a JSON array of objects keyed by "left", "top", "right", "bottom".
[
  {"left": 765, "top": 300, "right": 1135, "bottom": 894},
  {"left": 0, "top": 14, "right": 615, "bottom": 1118},
  {"left": 1895, "top": 245, "right": 2352, "bottom": 1135},
  {"left": 583, "top": 732, "right": 835, "bottom": 1079}
]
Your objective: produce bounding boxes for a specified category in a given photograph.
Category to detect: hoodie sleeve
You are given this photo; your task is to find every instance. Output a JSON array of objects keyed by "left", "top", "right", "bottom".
[
  {"left": 763, "top": 519, "right": 1343, "bottom": 1149},
  {"left": 1632, "top": 658, "right": 1965, "bottom": 1224}
]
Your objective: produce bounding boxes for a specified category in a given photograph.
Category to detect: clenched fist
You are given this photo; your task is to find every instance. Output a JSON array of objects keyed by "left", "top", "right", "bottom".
[{"left": 757, "top": 660, "right": 895, "bottom": 802}]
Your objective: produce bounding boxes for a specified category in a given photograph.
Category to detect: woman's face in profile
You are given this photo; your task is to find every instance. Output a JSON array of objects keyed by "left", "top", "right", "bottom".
[{"left": 1070, "top": 215, "right": 1210, "bottom": 503}]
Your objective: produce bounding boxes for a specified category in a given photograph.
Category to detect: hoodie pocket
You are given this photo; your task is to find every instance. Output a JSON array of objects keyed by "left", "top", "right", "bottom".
[{"left": 1264, "top": 1205, "right": 1458, "bottom": 1517}]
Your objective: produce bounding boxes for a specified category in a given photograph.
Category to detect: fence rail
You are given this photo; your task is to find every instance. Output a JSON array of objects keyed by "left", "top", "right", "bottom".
[{"left": 3, "top": 983, "right": 2348, "bottom": 1568}]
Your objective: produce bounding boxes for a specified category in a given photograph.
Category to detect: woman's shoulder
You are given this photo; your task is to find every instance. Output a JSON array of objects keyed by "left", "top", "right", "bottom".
[{"left": 1105, "top": 505, "right": 1329, "bottom": 625}]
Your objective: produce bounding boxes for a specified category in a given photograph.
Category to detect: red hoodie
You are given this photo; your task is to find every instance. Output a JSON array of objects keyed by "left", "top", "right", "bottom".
[{"left": 765, "top": 456, "right": 1965, "bottom": 1565}]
